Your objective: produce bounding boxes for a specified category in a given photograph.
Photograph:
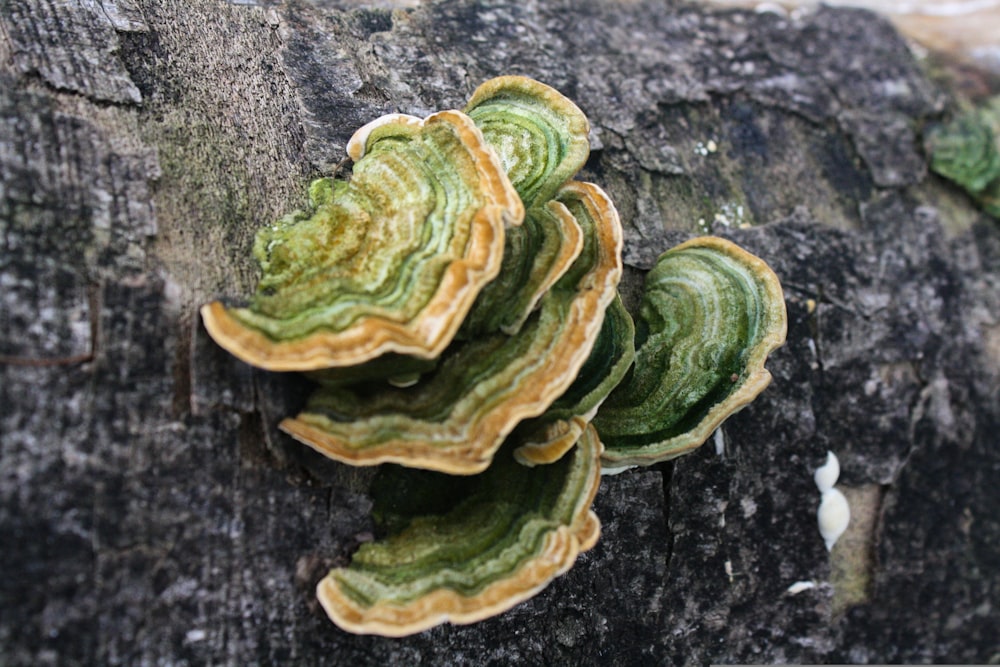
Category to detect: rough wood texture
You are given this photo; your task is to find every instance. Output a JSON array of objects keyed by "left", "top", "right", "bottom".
[{"left": 2, "top": 0, "right": 998, "bottom": 664}]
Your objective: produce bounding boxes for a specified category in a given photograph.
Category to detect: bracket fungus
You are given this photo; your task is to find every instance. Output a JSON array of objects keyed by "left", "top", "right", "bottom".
[
  {"left": 458, "top": 196, "right": 585, "bottom": 337},
  {"left": 201, "top": 110, "right": 523, "bottom": 371},
  {"left": 594, "top": 236, "right": 787, "bottom": 468},
  {"left": 465, "top": 75, "right": 591, "bottom": 210},
  {"left": 458, "top": 75, "right": 593, "bottom": 336},
  {"left": 513, "top": 294, "right": 636, "bottom": 467},
  {"left": 316, "top": 425, "right": 602, "bottom": 636},
  {"left": 201, "top": 75, "right": 787, "bottom": 636},
  {"left": 279, "top": 179, "right": 622, "bottom": 475}
]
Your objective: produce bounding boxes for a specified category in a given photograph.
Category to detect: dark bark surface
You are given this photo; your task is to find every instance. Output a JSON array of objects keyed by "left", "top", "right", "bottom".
[{"left": 2, "top": 0, "right": 998, "bottom": 664}]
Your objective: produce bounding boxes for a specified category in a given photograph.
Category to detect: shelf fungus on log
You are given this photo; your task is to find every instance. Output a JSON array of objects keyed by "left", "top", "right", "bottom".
[
  {"left": 316, "top": 424, "right": 603, "bottom": 637},
  {"left": 280, "top": 180, "right": 623, "bottom": 474},
  {"left": 198, "top": 73, "right": 790, "bottom": 636},
  {"left": 458, "top": 76, "right": 594, "bottom": 337},
  {"left": 200, "top": 110, "right": 523, "bottom": 371},
  {"left": 594, "top": 236, "right": 787, "bottom": 468},
  {"left": 459, "top": 196, "right": 585, "bottom": 337}
]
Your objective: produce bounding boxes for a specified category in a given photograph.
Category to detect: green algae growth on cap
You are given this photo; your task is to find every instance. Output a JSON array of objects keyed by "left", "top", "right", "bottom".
[
  {"left": 925, "top": 98, "right": 1000, "bottom": 218},
  {"left": 594, "top": 236, "right": 787, "bottom": 468},
  {"left": 201, "top": 110, "right": 523, "bottom": 371}
]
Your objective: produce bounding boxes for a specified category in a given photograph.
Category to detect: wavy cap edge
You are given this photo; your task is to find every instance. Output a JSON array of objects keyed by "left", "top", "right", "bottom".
[
  {"left": 315, "top": 425, "right": 603, "bottom": 637},
  {"left": 201, "top": 110, "right": 523, "bottom": 371},
  {"left": 600, "top": 235, "right": 788, "bottom": 467}
]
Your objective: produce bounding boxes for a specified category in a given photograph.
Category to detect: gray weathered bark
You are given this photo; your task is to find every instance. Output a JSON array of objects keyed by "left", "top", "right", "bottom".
[{"left": 2, "top": 0, "right": 998, "bottom": 664}]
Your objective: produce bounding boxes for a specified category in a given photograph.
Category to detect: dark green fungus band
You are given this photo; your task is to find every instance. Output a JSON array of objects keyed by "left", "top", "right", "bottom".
[
  {"left": 316, "top": 425, "right": 602, "bottom": 637},
  {"left": 459, "top": 197, "right": 583, "bottom": 337},
  {"left": 280, "top": 181, "right": 622, "bottom": 475},
  {"left": 201, "top": 111, "right": 522, "bottom": 371},
  {"left": 595, "top": 236, "right": 787, "bottom": 468},
  {"left": 514, "top": 294, "right": 635, "bottom": 466}
]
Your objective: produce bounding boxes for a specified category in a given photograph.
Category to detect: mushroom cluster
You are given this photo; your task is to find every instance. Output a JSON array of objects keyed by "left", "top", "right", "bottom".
[{"left": 202, "top": 76, "right": 787, "bottom": 636}]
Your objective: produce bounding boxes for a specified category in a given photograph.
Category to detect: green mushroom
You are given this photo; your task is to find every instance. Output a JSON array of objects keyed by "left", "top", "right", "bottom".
[
  {"left": 459, "top": 76, "right": 594, "bottom": 336},
  {"left": 458, "top": 196, "right": 584, "bottom": 337},
  {"left": 594, "top": 236, "right": 787, "bottom": 468},
  {"left": 201, "top": 111, "right": 523, "bottom": 371},
  {"left": 280, "top": 181, "right": 622, "bottom": 475},
  {"left": 316, "top": 425, "right": 603, "bottom": 637},
  {"left": 200, "top": 74, "right": 789, "bottom": 638},
  {"left": 281, "top": 77, "right": 624, "bottom": 475},
  {"left": 514, "top": 294, "right": 636, "bottom": 467},
  {"left": 465, "top": 75, "right": 590, "bottom": 210}
]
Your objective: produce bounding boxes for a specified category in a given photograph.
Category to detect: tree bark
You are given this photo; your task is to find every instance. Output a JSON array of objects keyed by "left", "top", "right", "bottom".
[{"left": 2, "top": 1, "right": 998, "bottom": 664}]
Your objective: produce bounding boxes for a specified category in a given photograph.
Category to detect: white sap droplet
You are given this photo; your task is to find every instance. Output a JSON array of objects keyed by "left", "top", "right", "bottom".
[
  {"left": 817, "top": 487, "right": 850, "bottom": 551},
  {"left": 814, "top": 450, "right": 840, "bottom": 492},
  {"left": 186, "top": 629, "right": 207, "bottom": 643}
]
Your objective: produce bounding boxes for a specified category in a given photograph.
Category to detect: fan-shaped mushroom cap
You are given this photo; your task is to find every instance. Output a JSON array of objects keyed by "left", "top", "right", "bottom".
[
  {"left": 200, "top": 110, "right": 522, "bottom": 371},
  {"left": 513, "top": 416, "right": 591, "bottom": 468},
  {"left": 280, "top": 181, "right": 622, "bottom": 474},
  {"left": 465, "top": 75, "right": 590, "bottom": 210},
  {"left": 316, "top": 424, "right": 603, "bottom": 637},
  {"left": 457, "top": 75, "right": 598, "bottom": 337},
  {"left": 595, "top": 236, "right": 787, "bottom": 467}
]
